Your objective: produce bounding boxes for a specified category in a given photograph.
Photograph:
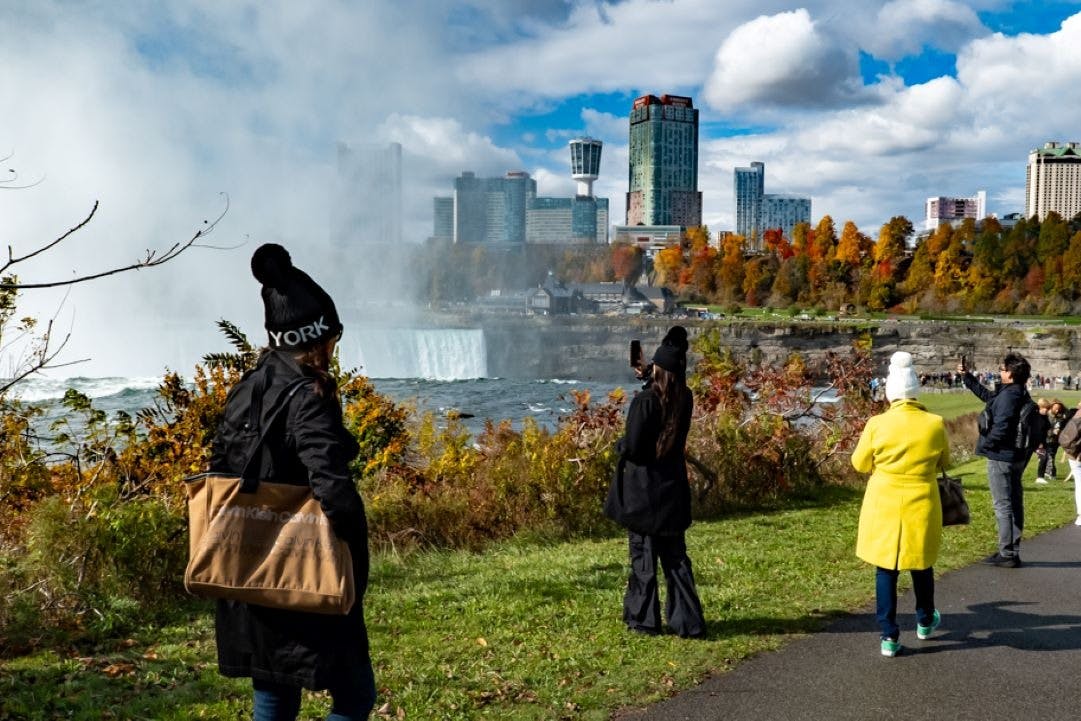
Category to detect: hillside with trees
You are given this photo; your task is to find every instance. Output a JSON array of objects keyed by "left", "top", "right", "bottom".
[{"left": 418, "top": 212, "right": 1081, "bottom": 317}]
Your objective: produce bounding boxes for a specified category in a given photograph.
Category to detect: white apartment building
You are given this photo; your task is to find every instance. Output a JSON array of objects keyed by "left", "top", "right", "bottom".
[
  {"left": 1026, "top": 141, "right": 1081, "bottom": 221},
  {"left": 925, "top": 191, "right": 986, "bottom": 231}
]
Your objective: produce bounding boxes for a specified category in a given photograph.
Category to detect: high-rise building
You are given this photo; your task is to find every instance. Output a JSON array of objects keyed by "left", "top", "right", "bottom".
[
  {"left": 452, "top": 170, "right": 537, "bottom": 244},
  {"left": 526, "top": 196, "right": 609, "bottom": 244},
  {"left": 334, "top": 141, "right": 402, "bottom": 245},
  {"left": 438, "top": 138, "right": 610, "bottom": 246},
  {"left": 626, "top": 94, "right": 701, "bottom": 228},
  {"left": 1026, "top": 141, "right": 1081, "bottom": 220},
  {"left": 734, "top": 162, "right": 765, "bottom": 240},
  {"left": 761, "top": 196, "right": 812, "bottom": 240},
  {"left": 733, "top": 161, "right": 810, "bottom": 249},
  {"left": 925, "top": 191, "right": 986, "bottom": 230},
  {"left": 432, "top": 197, "right": 453, "bottom": 242}
]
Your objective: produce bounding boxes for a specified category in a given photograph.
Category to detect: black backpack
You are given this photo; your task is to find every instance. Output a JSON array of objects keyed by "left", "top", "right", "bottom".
[{"left": 1014, "top": 395, "right": 1045, "bottom": 455}]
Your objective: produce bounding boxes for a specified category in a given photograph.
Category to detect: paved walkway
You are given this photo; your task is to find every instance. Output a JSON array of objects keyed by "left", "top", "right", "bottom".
[{"left": 618, "top": 524, "right": 1081, "bottom": 721}]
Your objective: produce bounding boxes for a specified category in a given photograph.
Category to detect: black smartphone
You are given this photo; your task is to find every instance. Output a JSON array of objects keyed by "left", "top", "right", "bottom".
[{"left": 630, "top": 340, "right": 642, "bottom": 368}]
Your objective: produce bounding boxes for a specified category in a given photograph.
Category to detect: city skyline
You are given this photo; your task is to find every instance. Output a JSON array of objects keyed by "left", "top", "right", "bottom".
[{"left": 1, "top": 1, "right": 1079, "bottom": 375}]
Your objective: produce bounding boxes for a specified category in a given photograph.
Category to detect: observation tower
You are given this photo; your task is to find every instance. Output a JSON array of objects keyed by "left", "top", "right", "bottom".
[{"left": 569, "top": 137, "right": 602, "bottom": 198}]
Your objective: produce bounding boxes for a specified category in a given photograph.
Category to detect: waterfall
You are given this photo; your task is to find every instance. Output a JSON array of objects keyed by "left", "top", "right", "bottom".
[{"left": 346, "top": 328, "right": 487, "bottom": 380}]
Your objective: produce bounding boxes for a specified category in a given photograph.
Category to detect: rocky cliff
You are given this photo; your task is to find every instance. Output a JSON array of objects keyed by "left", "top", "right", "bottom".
[{"left": 455, "top": 315, "right": 1081, "bottom": 381}]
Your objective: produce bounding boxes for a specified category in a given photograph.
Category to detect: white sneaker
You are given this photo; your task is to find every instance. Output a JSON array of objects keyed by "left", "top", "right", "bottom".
[
  {"left": 1075, "top": 516, "right": 1081, "bottom": 526},
  {"left": 1036, "top": 477, "right": 1049, "bottom": 485}
]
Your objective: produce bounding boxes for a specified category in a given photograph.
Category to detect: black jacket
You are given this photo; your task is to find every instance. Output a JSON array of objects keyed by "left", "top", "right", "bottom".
[
  {"left": 962, "top": 371, "right": 1027, "bottom": 463},
  {"left": 615, "top": 385, "right": 693, "bottom": 535},
  {"left": 209, "top": 350, "right": 369, "bottom": 690}
]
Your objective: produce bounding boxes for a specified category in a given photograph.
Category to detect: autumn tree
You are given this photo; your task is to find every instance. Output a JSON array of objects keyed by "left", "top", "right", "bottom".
[
  {"left": 1060, "top": 230, "right": 1081, "bottom": 302},
  {"left": 963, "top": 217, "right": 1003, "bottom": 310},
  {"left": 770, "top": 256, "right": 807, "bottom": 306},
  {"left": 687, "top": 242, "right": 718, "bottom": 299},
  {"left": 832, "top": 220, "right": 871, "bottom": 292},
  {"left": 811, "top": 216, "right": 838, "bottom": 263},
  {"left": 742, "top": 255, "right": 777, "bottom": 307},
  {"left": 1036, "top": 212, "right": 1070, "bottom": 264},
  {"left": 715, "top": 233, "right": 746, "bottom": 303},
  {"left": 932, "top": 234, "right": 966, "bottom": 304},
  {"left": 790, "top": 222, "right": 811, "bottom": 258},
  {"left": 653, "top": 245, "right": 685, "bottom": 289},
  {"left": 684, "top": 225, "right": 711, "bottom": 253},
  {"left": 867, "top": 218, "right": 907, "bottom": 310},
  {"left": 610, "top": 242, "right": 644, "bottom": 285}
]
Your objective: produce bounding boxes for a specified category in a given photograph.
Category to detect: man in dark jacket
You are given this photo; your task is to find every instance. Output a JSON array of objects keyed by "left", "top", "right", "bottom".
[{"left": 959, "top": 353, "right": 1033, "bottom": 568}]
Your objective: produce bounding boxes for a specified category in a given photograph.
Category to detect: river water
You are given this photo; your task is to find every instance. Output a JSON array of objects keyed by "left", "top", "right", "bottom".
[{"left": 10, "top": 374, "right": 631, "bottom": 440}]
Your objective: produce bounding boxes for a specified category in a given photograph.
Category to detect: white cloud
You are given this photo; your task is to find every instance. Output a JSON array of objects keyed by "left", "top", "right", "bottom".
[
  {"left": 580, "top": 108, "right": 625, "bottom": 143},
  {"left": 532, "top": 167, "right": 576, "bottom": 197},
  {"left": 456, "top": 0, "right": 755, "bottom": 97},
  {"left": 703, "top": 9, "right": 864, "bottom": 111},
  {"left": 864, "top": 0, "right": 989, "bottom": 60},
  {"left": 376, "top": 114, "right": 521, "bottom": 175}
]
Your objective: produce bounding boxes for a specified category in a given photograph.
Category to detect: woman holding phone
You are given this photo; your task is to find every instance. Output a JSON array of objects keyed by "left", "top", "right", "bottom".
[{"left": 615, "top": 329, "right": 705, "bottom": 638}]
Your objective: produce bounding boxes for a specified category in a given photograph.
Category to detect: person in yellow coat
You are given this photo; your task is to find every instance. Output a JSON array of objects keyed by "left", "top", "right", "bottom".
[{"left": 853, "top": 351, "right": 951, "bottom": 657}]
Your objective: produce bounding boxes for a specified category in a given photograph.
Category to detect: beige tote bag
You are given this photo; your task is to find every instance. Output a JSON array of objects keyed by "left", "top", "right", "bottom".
[{"left": 184, "top": 472, "right": 355, "bottom": 615}]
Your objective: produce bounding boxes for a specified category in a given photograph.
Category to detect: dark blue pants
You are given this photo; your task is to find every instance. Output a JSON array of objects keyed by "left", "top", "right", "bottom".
[
  {"left": 623, "top": 531, "right": 706, "bottom": 638},
  {"left": 252, "top": 660, "right": 376, "bottom": 721},
  {"left": 876, "top": 566, "right": 935, "bottom": 641}
]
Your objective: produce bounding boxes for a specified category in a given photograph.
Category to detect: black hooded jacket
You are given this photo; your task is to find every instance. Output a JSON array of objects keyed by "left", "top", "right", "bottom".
[
  {"left": 208, "top": 350, "right": 369, "bottom": 690},
  {"left": 614, "top": 383, "right": 694, "bottom": 535},
  {"left": 962, "top": 371, "right": 1029, "bottom": 463}
]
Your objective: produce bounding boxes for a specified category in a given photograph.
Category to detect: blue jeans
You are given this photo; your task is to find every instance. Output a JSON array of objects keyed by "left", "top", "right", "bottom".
[
  {"left": 875, "top": 567, "right": 935, "bottom": 641},
  {"left": 987, "top": 458, "right": 1026, "bottom": 557},
  {"left": 252, "top": 661, "right": 376, "bottom": 721}
]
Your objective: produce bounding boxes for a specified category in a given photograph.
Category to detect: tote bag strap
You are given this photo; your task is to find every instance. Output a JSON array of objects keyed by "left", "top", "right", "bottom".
[{"left": 239, "top": 375, "right": 310, "bottom": 492}]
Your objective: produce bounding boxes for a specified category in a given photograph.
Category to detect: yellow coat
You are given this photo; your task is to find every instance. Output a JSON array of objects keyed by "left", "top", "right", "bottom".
[{"left": 852, "top": 399, "right": 951, "bottom": 571}]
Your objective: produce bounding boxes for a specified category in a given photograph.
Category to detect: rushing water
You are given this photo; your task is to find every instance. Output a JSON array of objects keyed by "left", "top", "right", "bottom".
[
  {"left": 8, "top": 327, "right": 633, "bottom": 437},
  {"left": 9, "top": 374, "right": 631, "bottom": 440}
]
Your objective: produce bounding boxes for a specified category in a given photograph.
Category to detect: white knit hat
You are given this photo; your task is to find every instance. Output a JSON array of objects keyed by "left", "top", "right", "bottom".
[{"left": 885, "top": 351, "right": 920, "bottom": 401}]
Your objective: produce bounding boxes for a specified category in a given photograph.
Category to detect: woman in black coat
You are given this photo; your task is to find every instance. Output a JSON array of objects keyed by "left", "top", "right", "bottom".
[
  {"left": 618, "top": 340, "right": 705, "bottom": 638},
  {"left": 209, "top": 244, "right": 375, "bottom": 721}
]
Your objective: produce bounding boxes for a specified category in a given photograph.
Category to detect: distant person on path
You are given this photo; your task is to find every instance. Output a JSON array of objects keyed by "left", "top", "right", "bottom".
[
  {"left": 852, "top": 352, "right": 950, "bottom": 657},
  {"left": 1055, "top": 401, "right": 1081, "bottom": 524},
  {"left": 209, "top": 244, "right": 375, "bottom": 721},
  {"left": 1036, "top": 399, "right": 1068, "bottom": 484},
  {"left": 615, "top": 332, "right": 705, "bottom": 638},
  {"left": 958, "top": 352, "right": 1033, "bottom": 568}
]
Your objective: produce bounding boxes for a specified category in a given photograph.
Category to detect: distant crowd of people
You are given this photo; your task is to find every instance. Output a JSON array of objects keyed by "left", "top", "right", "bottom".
[{"left": 870, "top": 370, "right": 1079, "bottom": 401}]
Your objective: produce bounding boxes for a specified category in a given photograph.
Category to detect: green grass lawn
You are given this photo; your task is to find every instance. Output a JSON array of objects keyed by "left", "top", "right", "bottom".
[
  {"left": 3, "top": 395, "right": 1079, "bottom": 720},
  {"left": 926, "top": 388, "right": 1081, "bottom": 421}
]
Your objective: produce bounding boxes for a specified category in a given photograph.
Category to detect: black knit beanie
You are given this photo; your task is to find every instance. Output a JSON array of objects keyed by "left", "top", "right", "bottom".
[
  {"left": 652, "top": 343, "right": 684, "bottom": 374},
  {"left": 251, "top": 243, "right": 343, "bottom": 351},
  {"left": 661, "top": 325, "right": 689, "bottom": 353}
]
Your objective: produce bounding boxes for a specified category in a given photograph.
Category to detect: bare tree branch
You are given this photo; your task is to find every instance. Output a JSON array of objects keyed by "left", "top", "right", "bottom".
[
  {"left": 0, "top": 317, "right": 81, "bottom": 395},
  {"left": 2, "top": 201, "right": 99, "bottom": 273},
  {"left": 0, "top": 193, "right": 229, "bottom": 290}
]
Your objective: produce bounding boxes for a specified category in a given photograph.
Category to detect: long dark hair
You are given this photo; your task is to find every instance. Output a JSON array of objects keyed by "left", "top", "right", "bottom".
[
  {"left": 291, "top": 338, "right": 337, "bottom": 397},
  {"left": 653, "top": 364, "right": 687, "bottom": 458}
]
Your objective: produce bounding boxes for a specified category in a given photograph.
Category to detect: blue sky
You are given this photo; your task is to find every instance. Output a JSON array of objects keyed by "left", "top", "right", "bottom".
[{"left": 1, "top": 0, "right": 1080, "bottom": 375}]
